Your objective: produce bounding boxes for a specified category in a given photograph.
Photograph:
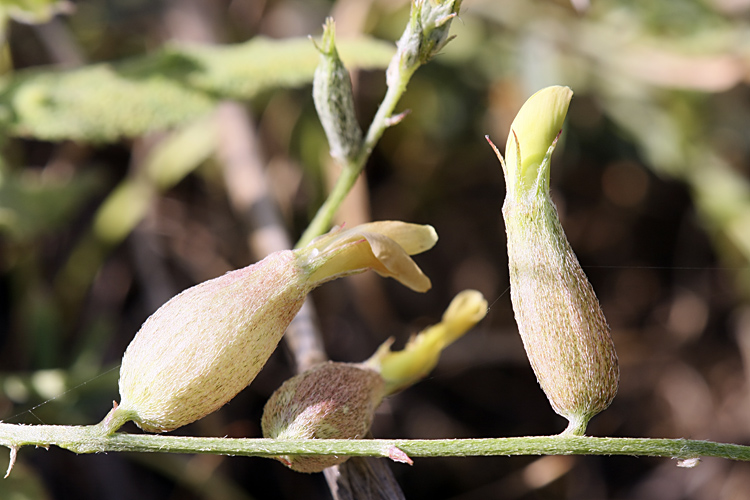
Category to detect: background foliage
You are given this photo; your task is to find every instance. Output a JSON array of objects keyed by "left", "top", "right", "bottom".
[{"left": 2, "top": 0, "right": 750, "bottom": 498}]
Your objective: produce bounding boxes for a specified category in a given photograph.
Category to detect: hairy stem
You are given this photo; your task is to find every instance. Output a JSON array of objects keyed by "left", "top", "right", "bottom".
[
  {"left": 1, "top": 422, "right": 749, "bottom": 468},
  {"left": 295, "top": 57, "right": 416, "bottom": 249}
]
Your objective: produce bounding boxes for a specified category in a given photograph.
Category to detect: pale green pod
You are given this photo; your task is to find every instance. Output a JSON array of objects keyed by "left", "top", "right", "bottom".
[
  {"left": 262, "top": 362, "right": 385, "bottom": 473},
  {"left": 101, "top": 221, "right": 437, "bottom": 434},
  {"left": 491, "top": 86, "right": 619, "bottom": 435}
]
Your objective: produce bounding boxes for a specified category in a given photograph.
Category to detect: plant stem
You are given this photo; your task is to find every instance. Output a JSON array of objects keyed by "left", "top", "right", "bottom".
[
  {"left": 294, "top": 56, "right": 417, "bottom": 249},
  {"left": 2, "top": 422, "right": 749, "bottom": 467}
]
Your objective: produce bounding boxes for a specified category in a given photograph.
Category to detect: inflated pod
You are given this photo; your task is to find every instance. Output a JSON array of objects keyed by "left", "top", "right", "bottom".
[
  {"left": 490, "top": 86, "right": 619, "bottom": 435},
  {"left": 262, "top": 290, "right": 487, "bottom": 472},
  {"left": 262, "top": 362, "right": 385, "bottom": 473},
  {"left": 100, "top": 221, "right": 437, "bottom": 434}
]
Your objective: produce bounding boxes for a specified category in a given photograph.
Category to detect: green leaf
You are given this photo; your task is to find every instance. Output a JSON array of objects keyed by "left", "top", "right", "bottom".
[
  {"left": 3, "top": 64, "right": 215, "bottom": 143},
  {"left": 0, "top": 169, "right": 102, "bottom": 241},
  {"left": 177, "top": 35, "right": 395, "bottom": 99},
  {"left": 0, "top": 36, "right": 395, "bottom": 143}
]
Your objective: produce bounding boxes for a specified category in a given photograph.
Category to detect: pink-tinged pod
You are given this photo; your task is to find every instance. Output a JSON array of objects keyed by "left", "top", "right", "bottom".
[
  {"left": 262, "top": 362, "right": 385, "bottom": 473},
  {"left": 261, "top": 290, "right": 487, "bottom": 473},
  {"left": 100, "top": 221, "right": 437, "bottom": 434},
  {"left": 490, "top": 86, "right": 619, "bottom": 435}
]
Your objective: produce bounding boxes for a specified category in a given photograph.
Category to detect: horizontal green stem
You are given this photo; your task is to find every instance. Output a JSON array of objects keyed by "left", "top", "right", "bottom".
[{"left": 1, "top": 423, "right": 749, "bottom": 464}]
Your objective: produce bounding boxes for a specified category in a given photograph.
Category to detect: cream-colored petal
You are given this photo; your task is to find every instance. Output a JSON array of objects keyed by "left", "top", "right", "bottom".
[
  {"left": 304, "top": 238, "right": 376, "bottom": 283},
  {"left": 350, "top": 221, "right": 438, "bottom": 255},
  {"left": 504, "top": 86, "right": 573, "bottom": 194},
  {"left": 359, "top": 231, "right": 432, "bottom": 292},
  {"left": 300, "top": 221, "right": 435, "bottom": 292}
]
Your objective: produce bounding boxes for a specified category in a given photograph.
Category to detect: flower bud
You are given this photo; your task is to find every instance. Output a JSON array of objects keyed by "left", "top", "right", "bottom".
[
  {"left": 262, "top": 362, "right": 385, "bottom": 473},
  {"left": 489, "top": 86, "right": 619, "bottom": 435},
  {"left": 312, "top": 18, "right": 363, "bottom": 163},
  {"left": 262, "top": 290, "right": 486, "bottom": 472},
  {"left": 101, "top": 221, "right": 437, "bottom": 434},
  {"left": 389, "top": 0, "right": 462, "bottom": 83}
]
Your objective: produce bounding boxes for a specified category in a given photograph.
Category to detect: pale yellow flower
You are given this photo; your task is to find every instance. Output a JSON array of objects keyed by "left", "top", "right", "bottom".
[
  {"left": 501, "top": 85, "right": 573, "bottom": 200},
  {"left": 490, "top": 86, "right": 619, "bottom": 435}
]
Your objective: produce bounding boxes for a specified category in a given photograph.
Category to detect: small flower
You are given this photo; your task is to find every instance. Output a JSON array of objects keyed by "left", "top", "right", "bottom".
[
  {"left": 489, "top": 86, "right": 619, "bottom": 435},
  {"left": 500, "top": 86, "right": 573, "bottom": 200},
  {"left": 262, "top": 290, "right": 486, "bottom": 472},
  {"left": 101, "top": 221, "right": 437, "bottom": 434}
]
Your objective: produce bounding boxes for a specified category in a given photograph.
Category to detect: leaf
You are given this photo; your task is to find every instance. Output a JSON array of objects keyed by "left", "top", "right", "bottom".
[
  {"left": 176, "top": 35, "right": 395, "bottom": 100},
  {"left": 143, "top": 115, "right": 218, "bottom": 190},
  {"left": 0, "top": 169, "right": 102, "bottom": 241},
  {"left": 0, "top": 36, "right": 395, "bottom": 142},
  {"left": 93, "top": 116, "right": 218, "bottom": 244},
  {"left": 3, "top": 64, "right": 216, "bottom": 143}
]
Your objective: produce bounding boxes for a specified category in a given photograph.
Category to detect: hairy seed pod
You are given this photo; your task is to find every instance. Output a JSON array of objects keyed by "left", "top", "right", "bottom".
[
  {"left": 490, "top": 86, "right": 619, "bottom": 435},
  {"left": 262, "top": 362, "right": 385, "bottom": 473},
  {"left": 100, "top": 221, "right": 437, "bottom": 434},
  {"left": 262, "top": 289, "right": 487, "bottom": 472}
]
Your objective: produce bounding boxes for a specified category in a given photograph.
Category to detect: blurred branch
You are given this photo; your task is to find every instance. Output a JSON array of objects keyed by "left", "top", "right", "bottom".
[{"left": 324, "top": 456, "right": 407, "bottom": 500}]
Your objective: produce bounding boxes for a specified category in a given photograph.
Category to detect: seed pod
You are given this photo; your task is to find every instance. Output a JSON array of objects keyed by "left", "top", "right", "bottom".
[
  {"left": 490, "top": 86, "right": 619, "bottom": 435},
  {"left": 262, "top": 290, "right": 487, "bottom": 472},
  {"left": 313, "top": 18, "right": 362, "bottom": 163},
  {"left": 100, "top": 221, "right": 437, "bottom": 434},
  {"left": 262, "top": 362, "right": 385, "bottom": 473}
]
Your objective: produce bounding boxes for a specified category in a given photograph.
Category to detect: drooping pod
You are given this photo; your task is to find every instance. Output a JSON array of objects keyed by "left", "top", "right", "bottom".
[
  {"left": 490, "top": 86, "right": 619, "bottom": 435},
  {"left": 100, "top": 221, "right": 437, "bottom": 434},
  {"left": 262, "top": 290, "right": 487, "bottom": 472}
]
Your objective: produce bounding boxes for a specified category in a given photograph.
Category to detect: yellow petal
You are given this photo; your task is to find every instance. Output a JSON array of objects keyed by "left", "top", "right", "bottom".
[
  {"left": 359, "top": 230, "right": 432, "bottom": 291},
  {"left": 368, "top": 290, "right": 488, "bottom": 395},
  {"left": 299, "top": 221, "right": 436, "bottom": 292},
  {"left": 503, "top": 86, "right": 573, "bottom": 196},
  {"left": 437, "top": 289, "right": 489, "bottom": 345},
  {"left": 351, "top": 221, "right": 438, "bottom": 255}
]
